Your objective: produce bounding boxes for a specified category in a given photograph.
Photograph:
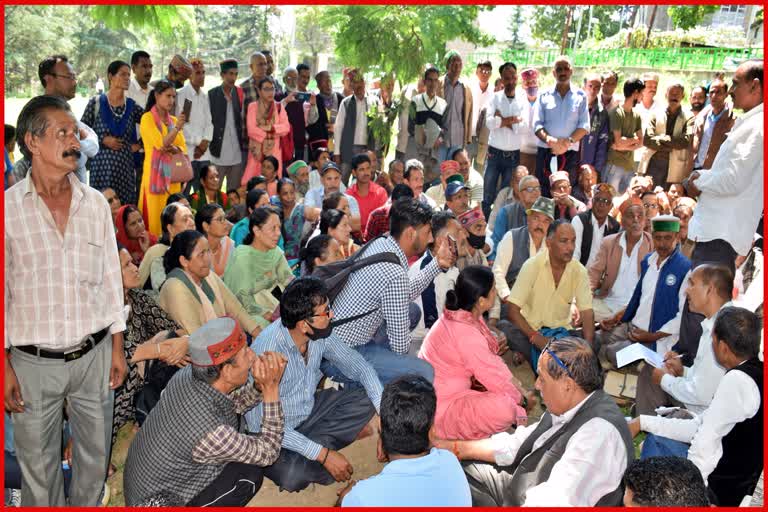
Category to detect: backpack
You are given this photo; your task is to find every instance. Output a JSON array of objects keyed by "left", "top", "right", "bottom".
[{"left": 311, "top": 236, "right": 401, "bottom": 326}]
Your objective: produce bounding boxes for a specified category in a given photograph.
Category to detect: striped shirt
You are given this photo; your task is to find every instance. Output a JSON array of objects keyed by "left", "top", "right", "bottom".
[
  {"left": 332, "top": 236, "right": 440, "bottom": 354},
  {"left": 4, "top": 173, "right": 125, "bottom": 349},
  {"left": 246, "top": 321, "right": 383, "bottom": 460}
]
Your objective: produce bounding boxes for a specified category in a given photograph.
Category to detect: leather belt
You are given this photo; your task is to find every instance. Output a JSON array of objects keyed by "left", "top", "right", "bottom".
[
  {"left": 489, "top": 146, "right": 519, "bottom": 159},
  {"left": 15, "top": 327, "right": 110, "bottom": 362}
]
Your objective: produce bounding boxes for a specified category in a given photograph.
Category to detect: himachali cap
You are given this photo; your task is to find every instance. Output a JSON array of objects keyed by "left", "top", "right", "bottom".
[
  {"left": 458, "top": 207, "right": 484, "bottom": 228},
  {"left": 526, "top": 196, "right": 555, "bottom": 221},
  {"left": 549, "top": 170, "right": 570, "bottom": 187},
  {"left": 619, "top": 196, "right": 644, "bottom": 216},
  {"left": 287, "top": 160, "right": 308, "bottom": 176},
  {"left": 189, "top": 317, "right": 246, "bottom": 367},
  {"left": 652, "top": 215, "right": 681, "bottom": 233},
  {"left": 320, "top": 161, "right": 342, "bottom": 176},
  {"left": 171, "top": 54, "right": 193, "bottom": 74},
  {"left": 592, "top": 183, "right": 617, "bottom": 197},
  {"left": 440, "top": 160, "right": 460, "bottom": 179},
  {"left": 521, "top": 68, "right": 539, "bottom": 81},
  {"left": 190, "top": 58, "right": 204, "bottom": 72},
  {"left": 220, "top": 59, "right": 238, "bottom": 73}
]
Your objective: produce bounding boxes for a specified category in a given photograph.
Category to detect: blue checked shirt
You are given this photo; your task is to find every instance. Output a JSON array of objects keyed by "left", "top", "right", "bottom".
[
  {"left": 332, "top": 236, "right": 440, "bottom": 354},
  {"left": 532, "top": 85, "right": 590, "bottom": 148},
  {"left": 245, "top": 321, "right": 383, "bottom": 461}
]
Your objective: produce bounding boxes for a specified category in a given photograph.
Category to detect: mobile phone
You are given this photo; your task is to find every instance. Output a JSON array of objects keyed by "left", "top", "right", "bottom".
[
  {"left": 295, "top": 92, "right": 311, "bottom": 102},
  {"left": 182, "top": 98, "right": 192, "bottom": 120}
]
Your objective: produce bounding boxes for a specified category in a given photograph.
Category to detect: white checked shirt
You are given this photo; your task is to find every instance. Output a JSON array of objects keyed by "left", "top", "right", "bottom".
[
  {"left": 5, "top": 173, "right": 125, "bottom": 350},
  {"left": 332, "top": 236, "right": 440, "bottom": 354}
]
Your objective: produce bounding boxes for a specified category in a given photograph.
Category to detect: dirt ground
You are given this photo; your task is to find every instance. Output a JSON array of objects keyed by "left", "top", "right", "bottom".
[{"left": 108, "top": 351, "right": 541, "bottom": 507}]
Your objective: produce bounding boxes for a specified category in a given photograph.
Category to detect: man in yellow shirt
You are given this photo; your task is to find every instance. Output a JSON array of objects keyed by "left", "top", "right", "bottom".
[{"left": 505, "top": 219, "right": 595, "bottom": 372}]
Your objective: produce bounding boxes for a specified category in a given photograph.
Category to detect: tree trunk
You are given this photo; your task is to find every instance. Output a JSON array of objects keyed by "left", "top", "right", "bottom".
[
  {"left": 560, "top": 6, "right": 573, "bottom": 55},
  {"left": 644, "top": 5, "right": 658, "bottom": 48},
  {"left": 625, "top": 5, "right": 639, "bottom": 47}
]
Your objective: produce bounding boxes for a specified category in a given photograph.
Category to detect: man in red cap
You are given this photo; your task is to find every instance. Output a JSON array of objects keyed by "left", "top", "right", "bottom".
[{"left": 123, "top": 317, "right": 287, "bottom": 507}]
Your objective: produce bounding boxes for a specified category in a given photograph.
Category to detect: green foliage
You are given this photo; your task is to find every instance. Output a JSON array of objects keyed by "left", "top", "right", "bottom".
[
  {"left": 90, "top": 5, "right": 197, "bottom": 46},
  {"left": 585, "top": 25, "right": 750, "bottom": 51},
  {"left": 667, "top": 6, "right": 719, "bottom": 31},
  {"left": 194, "top": 6, "right": 282, "bottom": 66},
  {"left": 508, "top": 6, "right": 525, "bottom": 50},
  {"left": 531, "top": 6, "right": 625, "bottom": 46},
  {"left": 295, "top": 6, "right": 334, "bottom": 59},
  {"left": 322, "top": 5, "right": 494, "bottom": 86}
]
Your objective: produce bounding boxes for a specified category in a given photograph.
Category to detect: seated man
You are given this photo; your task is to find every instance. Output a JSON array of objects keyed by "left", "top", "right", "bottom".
[
  {"left": 550, "top": 170, "right": 587, "bottom": 221},
  {"left": 323, "top": 198, "right": 454, "bottom": 384},
  {"left": 304, "top": 162, "right": 362, "bottom": 233},
  {"left": 339, "top": 376, "right": 472, "bottom": 507},
  {"left": 487, "top": 165, "right": 529, "bottom": 228},
  {"left": 364, "top": 184, "right": 414, "bottom": 242},
  {"left": 455, "top": 206, "right": 492, "bottom": 268},
  {"left": 628, "top": 307, "right": 763, "bottom": 506},
  {"left": 435, "top": 337, "right": 634, "bottom": 506},
  {"left": 623, "top": 457, "right": 710, "bottom": 507},
  {"left": 504, "top": 220, "right": 595, "bottom": 370},
  {"left": 571, "top": 183, "right": 620, "bottom": 268},
  {"left": 444, "top": 174, "right": 470, "bottom": 216},
  {"left": 635, "top": 264, "right": 733, "bottom": 415},
  {"left": 598, "top": 215, "right": 691, "bottom": 369},
  {"left": 425, "top": 159, "right": 460, "bottom": 209},
  {"left": 247, "top": 278, "right": 383, "bottom": 493},
  {"left": 588, "top": 197, "right": 652, "bottom": 322},
  {"left": 490, "top": 175, "right": 542, "bottom": 260},
  {"left": 123, "top": 317, "right": 286, "bottom": 507}
]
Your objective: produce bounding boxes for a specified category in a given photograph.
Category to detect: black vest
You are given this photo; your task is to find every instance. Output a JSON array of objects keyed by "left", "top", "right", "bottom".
[
  {"left": 208, "top": 85, "right": 244, "bottom": 158},
  {"left": 708, "top": 358, "right": 764, "bottom": 506},
  {"left": 505, "top": 390, "right": 634, "bottom": 506},
  {"left": 307, "top": 92, "right": 343, "bottom": 145},
  {"left": 504, "top": 226, "right": 532, "bottom": 287},
  {"left": 576, "top": 211, "right": 620, "bottom": 267}
]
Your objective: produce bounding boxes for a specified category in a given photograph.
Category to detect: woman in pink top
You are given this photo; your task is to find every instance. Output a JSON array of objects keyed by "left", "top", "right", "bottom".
[
  {"left": 243, "top": 78, "right": 290, "bottom": 186},
  {"left": 419, "top": 265, "right": 529, "bottom": 440}
]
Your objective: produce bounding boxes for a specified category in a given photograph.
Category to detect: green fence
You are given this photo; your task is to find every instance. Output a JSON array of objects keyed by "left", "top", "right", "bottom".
[{"left": 468, "top": 47, "right": 763, "bottom": 71}]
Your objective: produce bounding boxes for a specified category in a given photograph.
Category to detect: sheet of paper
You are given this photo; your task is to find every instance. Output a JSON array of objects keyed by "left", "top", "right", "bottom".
[{"left": 615, "top": 343, "right": 664, "bottom": 369}]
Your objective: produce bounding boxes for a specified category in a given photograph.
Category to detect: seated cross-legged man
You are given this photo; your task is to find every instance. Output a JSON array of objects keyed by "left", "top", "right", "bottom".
[
  {"left": 123, "top": 317, "right": 286, "bottom": 507},
  {"left": 503, "top": 219, "right": 595, "bottom": 372},
  {"left": 597, "top": 215, "right": 691, "bottom": 369},
  {"left": 322, "top": 198, "right": 455, "bottom": 385},
  {"left": 434, "top": 337, "right": 634, "bottom": 506},
  {"left": 246, "top": 277, "right": 384, "bottom": 493},
  {"left": 587, "top": 197, "right": 652, "bottom": 322}
]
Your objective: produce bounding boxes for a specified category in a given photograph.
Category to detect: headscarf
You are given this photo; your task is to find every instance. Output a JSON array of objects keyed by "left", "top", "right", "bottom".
[{"left": 115, "top": 204, "right": 158, "bottom": 265}]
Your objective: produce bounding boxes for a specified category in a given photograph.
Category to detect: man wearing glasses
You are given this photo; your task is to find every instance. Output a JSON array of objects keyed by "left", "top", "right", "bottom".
[
  {"left": 13, "top": 55, "right": 98, "bottom": 184},
  {"left": 246, "top": 277, "right": 383, "bottom": 493},
  {"left": 489, "top": 175, "right": 542, "bottom": 260},
  {"left": 571, "top": 183, "right": 621, "bottom": 268},
  {"left": 435, "top": 337, "right": 634, "bottom": 506}
]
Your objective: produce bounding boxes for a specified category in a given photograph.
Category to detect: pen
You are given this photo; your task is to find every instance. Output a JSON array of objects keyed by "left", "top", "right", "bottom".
[{"left": 662, "top": 353, "right": 686, "bottom": 363}]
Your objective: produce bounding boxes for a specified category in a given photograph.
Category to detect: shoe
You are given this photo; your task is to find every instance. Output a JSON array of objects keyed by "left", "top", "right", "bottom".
[
  {"left": 99, "top": 483, "right": 111, "bottom": 507},
  {"left": 5, "top": 488, "right": 21, "bottom": 507}
]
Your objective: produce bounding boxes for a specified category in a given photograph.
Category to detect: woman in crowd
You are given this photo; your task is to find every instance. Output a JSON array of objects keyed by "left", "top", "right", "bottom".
[
  {"left": 115, "top": 204, "right": 157, "bottom": 266},
  {"left": 572, "top": 164, "right": 597, "bottom": 209},
  {"left": 138, "top": 80, "right": 187, "bottom": 236},
  {"left": 243, "top": 78, "right": 290, "bottom": 186},
  {"left": 222, "top": 207, "right": 294, "bottom": 331},
  {"left": 159, "top": 230, "right": 261, "bottom": 337},
  {"left": 261, "top": 155, "right": 279, "bottom": 197},
  {"left": 231, "top": 188, "right": 271, "bottom": 247},
  {"left": 275, "top": 178, "right": 306, "bottom": 266},
  {"left": 138, "top": 201, "right": 195, "bottom": 290},
  {"left": 299, "top": 234, "right": 342, "bottom": 276},
  {"left": 189, "top": 165, "right": 228, "bottom": 212},
  {"left": 319, "top": 208, "right": 358, "bottom": 258},
  {"left": 418, "top": 265, "right": 530, "bottom": 440},
  {"left": 81, "top": 60, "right": 143, "bottom": 206},
  {"left": 196, "top": 203, "right": 234, "bottom": 277},
  {"left": 166, "top": 192, "right": 191, "bottom": 210},
  {"left": 113, "top": 244, "right": 187, "bottom": 446}
]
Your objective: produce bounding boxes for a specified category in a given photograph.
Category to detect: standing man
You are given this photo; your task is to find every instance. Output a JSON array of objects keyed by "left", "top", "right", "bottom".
[
  {"left": 14, "top": 55, "right": 98, "bottom": 184},
  {"left": 334, "top": 68, "right": 375, "bottom": 185},
  {"left": 687, "top": 59, "right": 763, "bottom": 273},
  {"left": 176, "top": 58, "right": 213, "bottom": 196},
  {"left": 518, "top": 68, "right": 541, "bottom": 173},
  {"left": 307, "top": 70, "right": 343, "bottom": 153},
  {"left": 482, "top": 62, "right": 526, "bottom": 220},
  {"left": 600, "top": 70, "right": 622, "bottom": 111},
  {"left": 152, "top": 54, "right": 192, "bottom": 89},
  {"left": 579, "top": 73, "right": 609, "bottom": 179},
  {"left": 470, "top": 60, "right": 495, "bottom": 171},
  {"left": 532, "top": 56, "right": 590, "bottom": 197},
  {"left": 240, "top": 52, "right": 268, "bottom": 116},
  {"left": 209, "top": 59, "right": 245, "bottom": 192},
  {"left": 687, "top": 79, "right": 735, "bottom": 176},
  {"left": 127, "top": 50, "right": 153, "bottom": 109},
  {"left": 5, "top": 95, "right": 127, "bottom": 506},
  {"left": 604, "top": 77, "right": 645, "bottom": 193},
  {"left": 634, "top": 71, "right": 664, "bottom": 168},
  {"left": 412, "top": 67, "right": 447, "bottom": 184},
  {"left": 437, "top": 50, "right": 473, "bottom": 165},
  {"left": 689, "top": 86, "right": 707, "bottom": 117},
  {"left": 262, "top": 50, "right": 283, "bottom": 97},
  {"left": 640, "top": 83, "right": 694, "bottom": 190}
]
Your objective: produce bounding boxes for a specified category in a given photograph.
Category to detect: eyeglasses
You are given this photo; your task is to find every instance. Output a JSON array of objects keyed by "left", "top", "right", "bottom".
[
  {"left": 212, "top": 216, "right": 228, "bottom": 224},
  {"left": 308, "top": 302, "right": 332, "bottom": 319},
  {"left": 522, "top": 186, "right": 541, "bottom": 193},
  {"left": 643, "top": 203, "right": 659, "bottom": 209},
  {"left": 543, "top": 338, "right": 574, "bottom": 379},
  {"left": 51, "top": 73, "right": 77, "bottom": 81},
  {"left": 594, "top": 197, "right": 612, "bottom": 205}
]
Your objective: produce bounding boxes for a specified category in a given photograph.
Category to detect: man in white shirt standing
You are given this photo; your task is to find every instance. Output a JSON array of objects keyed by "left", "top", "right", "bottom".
[
  {"left": 686, "top": 59, "right": 763, "bottom": 275},
  {"left": 127, "top": 51, "right": 153, "bottom": 109},
  {"left": 635, "top": 264, "right": 733, "bottom": 415},
  {"left": 633, "top": 71, "right": 664, "bottom": 167},
  {"left": 482, "top": 62, "right": 526, "bottom": 221},
  {"left": 435, "top": 337, "right": 633, "bottom": 506},
  {"left": 628, "top": 306, "right": 762, "bottom": 507},
  {"left": 469, "top": 60, "right": 495, "bottom": 172},
  {"left": 175, "top": 58, "right": 213, "bottom": 196},
  {"left": 518, "top": 68, "right": 541, "bottom": 174}
]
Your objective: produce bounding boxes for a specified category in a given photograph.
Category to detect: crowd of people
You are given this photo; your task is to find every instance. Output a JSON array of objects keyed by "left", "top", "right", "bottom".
[{"left": 3, "top": 45, "right": 764, "bottom": 507}]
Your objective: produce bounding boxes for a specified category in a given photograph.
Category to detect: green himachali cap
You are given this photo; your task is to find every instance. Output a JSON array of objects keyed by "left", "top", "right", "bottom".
[{"left": 651, "top": 214, "right": 681, "bottom": 233}]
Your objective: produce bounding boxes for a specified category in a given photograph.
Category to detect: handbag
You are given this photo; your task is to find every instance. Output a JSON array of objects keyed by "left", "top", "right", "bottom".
[{"left": 169, "top": 151, "right": 193, "bottom": 183}]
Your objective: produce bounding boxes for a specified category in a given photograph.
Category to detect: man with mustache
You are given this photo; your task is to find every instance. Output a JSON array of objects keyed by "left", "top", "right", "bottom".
[
  {"left": 5, "top": 95, "right": 127, "bottom": 506},
  {"left": 639, "top": 83, "right": 694, "bottom": 191},
  {"left": 13, "top": 55, "right": 98, "bottom": 184},
  {"left": 689, "top": 86, "right": 707, "bottom": 117},
  {"left": 503, "top": 218, "right": 595, "bottom": 370}
]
